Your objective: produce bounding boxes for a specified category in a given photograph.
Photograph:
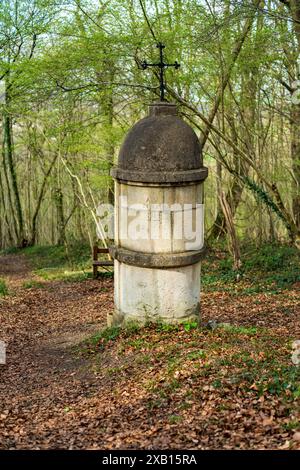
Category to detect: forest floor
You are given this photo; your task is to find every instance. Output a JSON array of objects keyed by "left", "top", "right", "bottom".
[{"left": 0, "top": 244, "right": 299, "bottom": 450}]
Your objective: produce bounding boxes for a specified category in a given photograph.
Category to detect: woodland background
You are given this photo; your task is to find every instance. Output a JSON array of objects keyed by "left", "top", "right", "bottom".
[
  {"left": 1, "top": 1, "right": 300, "bottom": 451},
  {"left": 1, "top": 0, "right": 300, "bottom": 263}
]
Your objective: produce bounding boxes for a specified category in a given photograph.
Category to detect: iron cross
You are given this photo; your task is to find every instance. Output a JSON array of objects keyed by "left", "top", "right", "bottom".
[{"left": 141, "top": 43, "right": 180, "bottom": 101}]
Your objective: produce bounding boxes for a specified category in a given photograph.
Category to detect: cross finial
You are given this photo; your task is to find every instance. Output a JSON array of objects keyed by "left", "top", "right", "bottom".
[{"left": 141, "top": 43, "right": 180, "bottom": 101}]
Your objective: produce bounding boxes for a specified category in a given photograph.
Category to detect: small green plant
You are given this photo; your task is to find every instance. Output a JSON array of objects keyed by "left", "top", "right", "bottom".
[
  {"left": 23, "top": 280, "right": 44, "bottom": 289},
  {"left": 221, "top": 325, "right": 258, "bottom": 335},
  {"left": 0, "top": 279, "right": 8, "bottom": 296},
  {"left": 183, "top": 321, "right": 198, "bottom": 332},
  {"left": 168, "top": 414, "right": 182, "bottom": 424},
  {"left": 156, "top": 322, "right": 179, "bottom": 333},
  {"left": 95, "top": 326, "right": 121, "bottom": 344},
  {"left": 255, "top": 365, "right": 300, "bottom": 397},
  {"left": 212, "top": 379, "right": 222, "bottom": 389},
  {"left": 124, "top": 321, "right": 141, "bottom": 335},
  {"left": 127, "top": 338, "right": 147, "bottom": 350},
  {"left": 283, "top": 420, "right": 300, "bottom": 431},
  {"left": 107, "top": 366, "right": 123, "bottom": 376},
  {"left": 187, "top": 350, "right": 206, "bottom": 361},
  {"left": 81, "top": 326, "right": 121, "bottom": 353},
  {"left": 146, "top": 398, "right": 165, "bottom": 410},
  {"left": 135, "top": 354, "right": 151, "bottom": 365},
  {"left": 166, "top": 378, "right": 181, "bottom": 391}
]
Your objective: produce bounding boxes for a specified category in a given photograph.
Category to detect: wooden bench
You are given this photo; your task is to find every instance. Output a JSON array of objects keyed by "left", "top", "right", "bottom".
[{"left": 93, "top": 246, "right": 114, "bottom": 279}]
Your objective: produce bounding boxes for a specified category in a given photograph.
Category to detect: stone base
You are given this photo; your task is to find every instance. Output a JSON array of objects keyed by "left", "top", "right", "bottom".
[
  {"left": 110, "top": 260, "right": 201, "bottom": 327},
  {"left": 107, "top": 308, "right": 200, "bottom": 328}
]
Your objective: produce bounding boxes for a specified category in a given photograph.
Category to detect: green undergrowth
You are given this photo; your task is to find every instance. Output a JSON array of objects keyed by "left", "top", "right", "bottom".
[
  {"left": 77, "top": 322, "right": 299, "bottom": 431},
  {"left": 22, "top": 244, "right": 91, "bottom": 281},
  {"left": 22, "top": 243, "right": 114, "bottom": 282},
  {"left": 0, "top": 278, "right": 8, "bottom": 296},
  {"left": 1, "top": 243, "right": 113, "bottom": 282},
  {"left": 22, "top": 280, "right": 45, "bottom": 289},
  {"left": 202, "top": 243, "right": 300, "bottom": 294},
  {"left": 1, "top": 242, "right": 299, "bottom": 290}
]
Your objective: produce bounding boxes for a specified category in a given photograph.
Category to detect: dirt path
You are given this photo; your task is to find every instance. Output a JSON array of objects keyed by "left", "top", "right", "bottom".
[
  {"left": 0, "top": 253, "right": 112, "bottom": 449},
  {"left": 0, "top": 253, "right": 299, "bottom": 449}
]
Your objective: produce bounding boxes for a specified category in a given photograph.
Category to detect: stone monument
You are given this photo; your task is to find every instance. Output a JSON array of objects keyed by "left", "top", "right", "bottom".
[{"left": 109, "top": 100, "right": 208, "bottom": 326}]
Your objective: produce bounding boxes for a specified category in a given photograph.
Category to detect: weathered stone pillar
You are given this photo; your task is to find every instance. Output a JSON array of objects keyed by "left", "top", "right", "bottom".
[{"left": 109, "top": 102, "right": 208, "bottom": 326}]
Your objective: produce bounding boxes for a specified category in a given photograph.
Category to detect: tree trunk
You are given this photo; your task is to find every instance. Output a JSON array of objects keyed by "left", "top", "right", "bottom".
[
  {"left": 291, "top": 104, "right": 300, "bottom": 228},
  {"left": 219, "top": 191, "right": 242, "bottom": 271},
  {"left": 0, "top": 168, "right": 14, "bottom": 246},
  {"left": 3, "top": 83, "right": 24, "bottom": 246},
  {"left": 29, "top": 153, "right": 59, "bottom": 246},
  {"left": 55, "top": 187, "right": 65, "bottom": 246}
]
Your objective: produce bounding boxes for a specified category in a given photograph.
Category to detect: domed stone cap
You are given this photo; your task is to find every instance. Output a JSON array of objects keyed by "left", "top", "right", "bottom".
[{"left": 111, "top": 102, "right": 208, "bottom": 184}]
